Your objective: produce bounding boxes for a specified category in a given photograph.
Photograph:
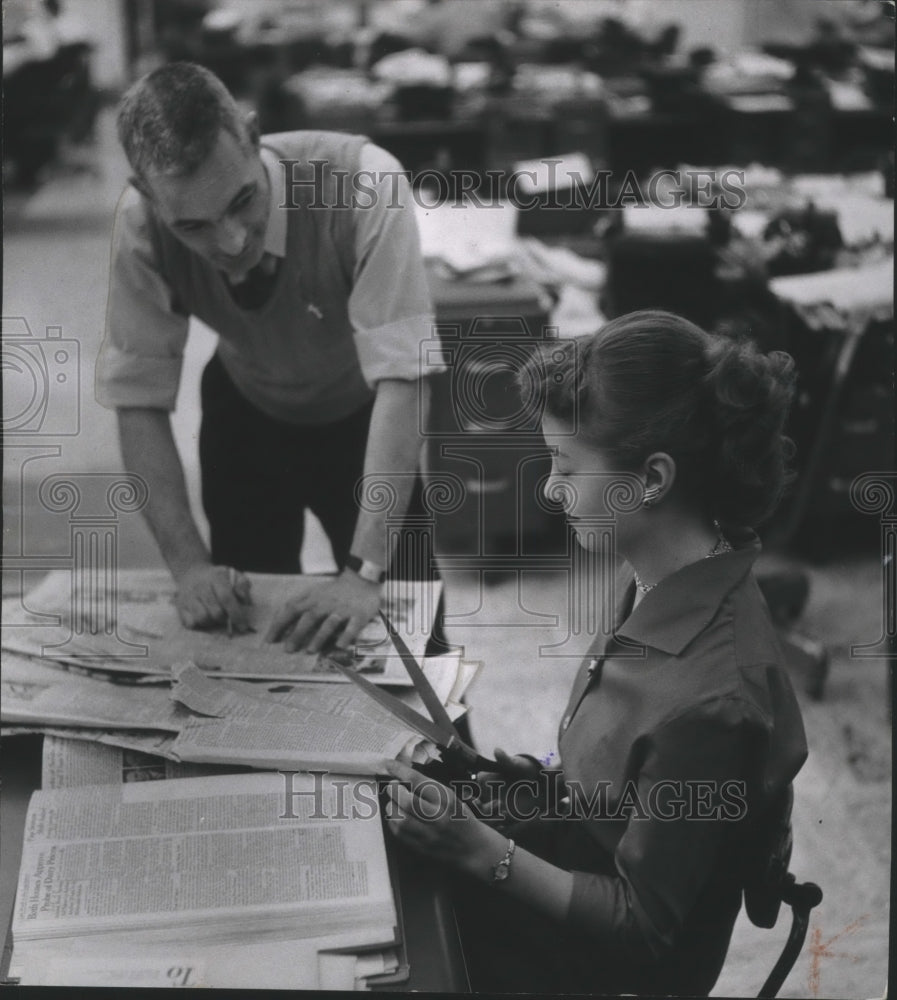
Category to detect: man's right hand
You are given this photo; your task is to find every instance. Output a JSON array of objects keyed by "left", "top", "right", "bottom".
[{"left": 175, "top": 564, "right": 252, "bottom": 632}]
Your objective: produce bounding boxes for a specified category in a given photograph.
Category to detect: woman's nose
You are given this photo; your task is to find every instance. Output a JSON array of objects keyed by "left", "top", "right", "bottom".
[{"left": 544, "top": 472, "right": 573, "bottom": 514}]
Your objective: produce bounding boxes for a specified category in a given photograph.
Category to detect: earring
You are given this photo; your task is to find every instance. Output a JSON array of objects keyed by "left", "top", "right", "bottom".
[{"left": 642, "top": 485, "right": 661, "bottom": 508}]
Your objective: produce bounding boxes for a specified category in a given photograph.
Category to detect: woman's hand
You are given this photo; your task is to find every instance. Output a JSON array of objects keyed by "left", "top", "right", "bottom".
[
  {"left": 383, "top": 760, "right": 508, "bottom": 878},
  {"left": 475, "top": 749, "right": 551, "bottom": 825}
]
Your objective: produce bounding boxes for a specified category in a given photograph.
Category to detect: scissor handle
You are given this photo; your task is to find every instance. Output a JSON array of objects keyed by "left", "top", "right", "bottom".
[{"left": 443, "top": 737, "right": 502, "bottom": 775}]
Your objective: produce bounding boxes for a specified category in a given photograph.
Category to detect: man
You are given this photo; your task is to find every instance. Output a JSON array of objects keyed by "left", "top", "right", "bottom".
[{"left": 97, "top": 62, "right": 442, "bottom": 653}]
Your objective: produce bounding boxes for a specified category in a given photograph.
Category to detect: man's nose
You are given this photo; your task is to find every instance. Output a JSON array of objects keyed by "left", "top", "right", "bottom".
[{"left": 216, "top": 217, "right": 248, "bottom": 257}]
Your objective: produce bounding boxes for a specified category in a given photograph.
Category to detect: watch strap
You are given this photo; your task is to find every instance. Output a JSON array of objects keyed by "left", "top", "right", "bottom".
[
  {"left": 491, "top": 838, "right": 516, "bottom": 882},
  {"left": 345, "top": 554, "right": 386, "bottom": 584}
]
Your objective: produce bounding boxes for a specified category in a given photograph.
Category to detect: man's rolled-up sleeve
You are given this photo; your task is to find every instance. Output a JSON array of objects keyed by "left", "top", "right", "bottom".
[
  {"left": 348, "top": 145, "right": 444, "bottom": 385},
  {"left": 96, "top": 187, "right": 189, "bottom": 410},
  {"left": 566, "top": 699, "right": 757, "bottom": 959}
]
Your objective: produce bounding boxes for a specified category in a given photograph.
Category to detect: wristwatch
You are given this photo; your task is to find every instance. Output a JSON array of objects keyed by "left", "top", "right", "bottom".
[
  {"left": 345, "top": 554, "right": 386, "bottom": 585},
  {"left": 491, "top": 838, "right": 516, "bottom": 882}
]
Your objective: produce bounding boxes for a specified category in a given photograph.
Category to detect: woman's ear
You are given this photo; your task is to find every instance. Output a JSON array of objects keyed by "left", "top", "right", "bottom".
[{"left": 641, "top": 452, "right": 677, "bottom": 507}]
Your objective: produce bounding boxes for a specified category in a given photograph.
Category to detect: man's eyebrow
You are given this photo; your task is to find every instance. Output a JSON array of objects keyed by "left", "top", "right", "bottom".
[{"left": 173, "top": 182, "right": 257, "bottom": 227}]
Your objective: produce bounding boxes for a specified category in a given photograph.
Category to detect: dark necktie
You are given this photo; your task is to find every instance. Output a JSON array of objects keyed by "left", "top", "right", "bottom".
[{"left": 227, "top": 253, "right": 280, "bottom": 309}]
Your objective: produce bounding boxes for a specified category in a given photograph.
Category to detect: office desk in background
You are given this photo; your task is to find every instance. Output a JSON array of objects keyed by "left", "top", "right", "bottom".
[
  {"left": 0, "top": 735, "right": 470, "bottom": 991},
  {"left": 425, "top": 269, "right": 567, "bottom": 557}
]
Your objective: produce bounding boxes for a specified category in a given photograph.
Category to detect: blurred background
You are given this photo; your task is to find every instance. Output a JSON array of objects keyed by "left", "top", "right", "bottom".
[{"left": 2, "top": 2, "right": 893, "bottom": 996}]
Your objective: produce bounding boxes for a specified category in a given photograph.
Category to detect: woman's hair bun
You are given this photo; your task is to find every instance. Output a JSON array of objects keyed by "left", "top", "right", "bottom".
[{"left": 702, "top": 340, "right": 797, "bottom": 527}]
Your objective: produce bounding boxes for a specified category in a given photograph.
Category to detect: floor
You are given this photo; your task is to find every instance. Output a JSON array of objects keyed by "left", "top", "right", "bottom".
[{"left": 2, "top": 110, "right": 890, "bottom": 998}]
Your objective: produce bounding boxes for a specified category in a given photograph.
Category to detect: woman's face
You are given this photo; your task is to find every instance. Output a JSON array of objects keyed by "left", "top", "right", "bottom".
[{"left": 542, "top": 414, "right": 639, "bottom": 550}]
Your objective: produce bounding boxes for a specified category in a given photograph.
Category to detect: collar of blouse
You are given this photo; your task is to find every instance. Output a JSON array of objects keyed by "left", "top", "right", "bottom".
[{"left": 616, "top": 527, "right": 761, "bottom": 656}]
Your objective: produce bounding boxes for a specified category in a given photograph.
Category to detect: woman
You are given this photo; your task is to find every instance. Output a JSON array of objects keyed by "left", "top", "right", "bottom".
[{"left": 384, "top": 310, "right": 808, "bottom": 995}]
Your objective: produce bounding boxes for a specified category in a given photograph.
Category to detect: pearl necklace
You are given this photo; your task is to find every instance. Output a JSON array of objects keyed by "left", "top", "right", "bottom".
[{"left": 633, "top": 521, "right": 733, "bottom": 595}]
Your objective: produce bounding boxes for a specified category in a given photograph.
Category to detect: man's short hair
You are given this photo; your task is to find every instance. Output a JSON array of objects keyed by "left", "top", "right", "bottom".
[{"left": 117, "top": 62, "right": 249, "bottom": 182}]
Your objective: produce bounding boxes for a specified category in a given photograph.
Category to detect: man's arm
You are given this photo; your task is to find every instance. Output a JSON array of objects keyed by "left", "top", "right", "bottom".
[
  {"left": 117, "top": 407, "right": 251, "bottom": 630},
  {"left": 265, "top": 376, "right": 428, "bottom": 653},
  {"left": 266, "top": 142, "right": 440, "bottom": 654},
  {"left": 98, "top": 189, "right": 251, "bottom": 628},
  {"left": 350, "top": 376, "right": 429, "bottom": 567}
]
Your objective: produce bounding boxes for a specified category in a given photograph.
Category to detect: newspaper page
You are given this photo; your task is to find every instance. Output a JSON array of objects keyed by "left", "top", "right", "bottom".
[
  {"left": 5, "top": 572, "right": 441, "bottom": 684},
  {"left": 318, "top": 948, "right": 399, "bottom": 991},
  {"left": 392, "top": 652, "right": 481, "bottom": 723},
  {"left": 1, "top": 727, "right": 182, "bottom": 760},
  {"left": 1, "top": 667, "right": 188, "bottom": 730},
  {"left": 3, "top": 647, "right": 476, "bottom": 730},
  {"left": 173, "top": 661, "right": 426, "bottom": 731},
  {"left": 41, "top": 736, "right": 233, "bottom": 789},
  {"left": 169, "top": 663, "right": 430, "bottom": 772},
  {"left": 169, "top": 717, "right": 425, "bottom": 775},
  {"left": 207, "top": 652, "right": 480, "bottom": 727},
  {"left": 12, "top": 928, "right": 399, "bottom": 989},
  {"left": 169, "top": 663, "right": 446, "bottom": 772},
  {"left": 195, "top": 652, "right": 476, "bottom": 726},
  {"left": 12, "top": 771, "right": 395, "bottom": 945},
  {"left": 1, "top": 652, "right": 74, "bottom": 685}
]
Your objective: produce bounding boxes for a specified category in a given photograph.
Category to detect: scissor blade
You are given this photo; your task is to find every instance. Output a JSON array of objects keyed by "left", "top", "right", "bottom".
[
  {"left": 378, "top": 611, "right": 457, "bottom": 735},
  {"left": 324, "top": 652, "right": 449, "bottom": 746}
]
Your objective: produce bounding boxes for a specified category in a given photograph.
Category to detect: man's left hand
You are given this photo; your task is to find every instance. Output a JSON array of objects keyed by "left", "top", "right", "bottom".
[{"left": 265, "top": 570, "right": 381, "bottom": 653}]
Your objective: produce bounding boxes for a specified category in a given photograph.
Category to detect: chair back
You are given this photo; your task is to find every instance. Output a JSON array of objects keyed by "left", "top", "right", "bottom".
[
  {"left": 740, "top": 784, "right": 824, "bottom": 998},
  {"left": 743, "top": 784, "right": 794, "bottom": 929}
]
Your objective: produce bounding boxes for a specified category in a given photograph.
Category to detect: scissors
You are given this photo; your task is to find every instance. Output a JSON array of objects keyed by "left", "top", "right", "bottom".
[{"left": 322, "top": 611, "right": 503, "bottom": 777}]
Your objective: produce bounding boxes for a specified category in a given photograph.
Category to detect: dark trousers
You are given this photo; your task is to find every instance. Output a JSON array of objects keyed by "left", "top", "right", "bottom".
[
  {"left": 198, "top": 353, "right": 451, "bottom": 654},
  {"left": 200, "top": 353, "right": 373, "bottom": 573}
]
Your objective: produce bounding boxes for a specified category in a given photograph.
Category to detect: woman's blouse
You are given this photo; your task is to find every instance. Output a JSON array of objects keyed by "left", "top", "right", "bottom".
[{"left": 554, "top": 528, "right": 808, "bottom": 967}]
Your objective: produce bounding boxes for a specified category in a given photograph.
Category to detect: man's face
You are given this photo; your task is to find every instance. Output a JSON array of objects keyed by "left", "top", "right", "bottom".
[{"left": 143, "top": 126, "right": 271, "bottom": 280}]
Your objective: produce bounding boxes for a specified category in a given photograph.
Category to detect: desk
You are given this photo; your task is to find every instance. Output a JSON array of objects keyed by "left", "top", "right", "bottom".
[
  {"left": 0, "top": 735, "right": 469, "bottom": 991},
  {"left": 767, "top": 259, "right": 894, "bottom": 548}
]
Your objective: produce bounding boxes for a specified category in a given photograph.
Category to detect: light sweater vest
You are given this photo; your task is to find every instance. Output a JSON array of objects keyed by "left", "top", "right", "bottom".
[{"left": 146, "top": 130, "right": 373, "bottom": 425}]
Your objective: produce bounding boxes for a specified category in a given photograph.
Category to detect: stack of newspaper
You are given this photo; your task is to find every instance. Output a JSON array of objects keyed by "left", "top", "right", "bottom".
[
  {"left": 2, "top": 570, "right": 480, "bottom": 774},
  {"left": 10, "top": 758, "right": 405, "bottom": 990},
  {"left": 1, "top": 569, "right": 481, "bottom": 988}
]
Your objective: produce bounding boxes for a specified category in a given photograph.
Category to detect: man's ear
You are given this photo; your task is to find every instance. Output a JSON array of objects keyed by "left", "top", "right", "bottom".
[{"left": 243, "top": 111, "right": 260, "bottom": 148}]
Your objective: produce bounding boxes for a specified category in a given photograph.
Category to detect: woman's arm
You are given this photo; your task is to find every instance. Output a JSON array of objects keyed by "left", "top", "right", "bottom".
[
  {"left": 384, "top": 699, "right": 760, "bottom": 960},
  {"left": 384, "top": 761, "right": 574, "bottom": 921}
]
